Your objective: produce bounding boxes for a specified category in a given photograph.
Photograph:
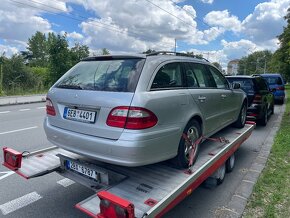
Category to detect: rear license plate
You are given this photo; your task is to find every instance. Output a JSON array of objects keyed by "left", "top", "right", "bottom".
[
  {"left": 63, "top": 107, "right": 96, "bottom": 123},
  {"left": 66, "top": 160, "right": 97, "bottom": 180}
]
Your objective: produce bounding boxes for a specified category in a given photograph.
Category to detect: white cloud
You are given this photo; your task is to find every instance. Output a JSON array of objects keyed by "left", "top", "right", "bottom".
[
  {"left": 0, "top": 0, "right": 70, "bottom": 46},
  {"left": 72, "top": 0, "right": 215, "bottom": 52},
  {"left": 204, "top": 10, "right": 242, "bottom": 32},
  {"left": 200, "top": 0, "right": 214, "bottom": 4},
  {"left": 60, "top": 31, "right": 84, "bottom": 40},
  {"left": 242, "top": 0, "right": 290, "bottom": 44},
  {"left": 0, "top": 44, "right": 19, "bottom": 57}
]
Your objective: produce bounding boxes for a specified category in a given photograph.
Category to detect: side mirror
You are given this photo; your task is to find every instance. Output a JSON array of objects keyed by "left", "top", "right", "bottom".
[{"left": 232, "top": 82, "right": 241, "bottom": 89}]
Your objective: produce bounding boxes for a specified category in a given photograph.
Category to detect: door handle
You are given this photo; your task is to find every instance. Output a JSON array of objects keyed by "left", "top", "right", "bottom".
[
  {"left": 221, "top": 94, "right": 227, "bottom": 98},
  {"left": 198, "top": 96, "right": 206, "bottom": 102}
]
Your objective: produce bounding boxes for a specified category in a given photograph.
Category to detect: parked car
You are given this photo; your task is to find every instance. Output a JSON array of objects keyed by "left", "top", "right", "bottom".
[
  {"left": 44, "top": 52, "right": 247, "bottom": 168},
  {"left": 260, "top": 74, "right": 285, "bottom": 104},
  {"left": 226, "top": 75, "right": 274, "bottom": 126}
]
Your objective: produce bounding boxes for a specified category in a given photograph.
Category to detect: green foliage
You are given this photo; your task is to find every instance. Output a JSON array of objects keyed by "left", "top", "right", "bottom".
[
  {"left": 1, "top": 55, "right": 38, "bottom": 95},
  {"left": 101, "top": 48, "right": 110, "bottom": 55},
  {"left": 70, "top": 43, "right": 89, "bottom": 66},
  {"left": 27, "top": 31, "right": 48, "bottom": 67},
  {"left": 237, "top": 50, "right": 273, "bottom": 75},
  {"left": 268, "top": 8, "right": 290, "bottom": 81},
  {"left": 212, "top": 62, "right": 222, "bottom": 70},
  {"left": 143, "top": 49, "right": 156, "bottom": 54},
  {"left": 47, "top": 32, "right": 72, "bottom": 84}
]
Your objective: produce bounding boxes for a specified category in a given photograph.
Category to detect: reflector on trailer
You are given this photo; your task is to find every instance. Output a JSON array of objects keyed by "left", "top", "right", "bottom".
[
  {"left": 3, "top": 147, "right": 22, "bottom": 170},
  {"left": 97, "top": 191, "right": 135, "bottom": 218}
]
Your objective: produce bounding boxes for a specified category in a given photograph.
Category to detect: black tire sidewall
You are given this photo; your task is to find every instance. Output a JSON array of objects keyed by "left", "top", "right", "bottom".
[{"left": 176, "top": 120, "right": 201, "bottom": 168}]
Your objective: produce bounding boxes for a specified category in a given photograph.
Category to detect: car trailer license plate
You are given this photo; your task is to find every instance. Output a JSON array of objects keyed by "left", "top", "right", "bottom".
[{"left": 66, "top": 160, "right": 97, "bottom": 180}]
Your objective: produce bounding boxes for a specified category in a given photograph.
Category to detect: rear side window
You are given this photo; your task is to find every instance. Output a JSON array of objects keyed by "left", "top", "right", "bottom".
[
  {"left": 151, "top": 62, "right": 183, "bottom": 89},
  {"left": 208, "top": 66, "right": 229, "bottom": 89},
  {"left": 264, "top": 76, "right": 283, "bottom": 85},
  {"left": 56, "top": 59, "right": 145, "bottom": 92},
  {"left": 188, "top": 63, "right": 216, "bottom": 88}
]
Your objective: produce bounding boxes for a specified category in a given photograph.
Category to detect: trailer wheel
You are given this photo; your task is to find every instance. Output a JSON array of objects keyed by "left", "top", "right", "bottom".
[
  {"left": 174, "top": 120, "right": 201, "bottom": 169},
  {"left": 226, "top": 153, "right": 235, "bottom": 173},
  {"left": 216, "top": 164, "right": 226, "bottom": 185}
]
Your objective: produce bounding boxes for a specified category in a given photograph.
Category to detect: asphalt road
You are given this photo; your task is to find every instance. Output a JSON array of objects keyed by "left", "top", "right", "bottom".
[{"left": 0, "top": 102, "right": 284, "bottom": 218}]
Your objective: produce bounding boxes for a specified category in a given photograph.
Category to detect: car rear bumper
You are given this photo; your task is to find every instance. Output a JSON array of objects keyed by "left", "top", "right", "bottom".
[
  {"left": 44, "top": 118, "right": 181, "bottom": 167},
  {"left": 246, "top": 104, "right": 263, "bottom": 120}
]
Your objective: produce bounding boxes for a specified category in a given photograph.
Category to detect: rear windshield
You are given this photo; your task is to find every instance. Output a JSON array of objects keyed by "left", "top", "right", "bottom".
[
  {"left": 227, "top": 78, "right": 254, "bottom": 94},
  {"left": 262, "top": 76, "right": 283, "bottom": 85},
  {"left": 56, "top": 58, "right": 145, "bottom": 92}
]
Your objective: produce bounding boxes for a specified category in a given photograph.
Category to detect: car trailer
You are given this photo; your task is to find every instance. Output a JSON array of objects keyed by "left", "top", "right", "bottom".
[{"left": 2, "top": 122, "right": 255, "bottom": 218}]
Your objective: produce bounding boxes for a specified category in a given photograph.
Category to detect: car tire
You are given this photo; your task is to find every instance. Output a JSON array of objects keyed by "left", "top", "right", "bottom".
[
  {"left": 260, "top": 107, "right": 268, "bottom": 126},
  {"left": 174, "top": 120, "right": 201, "bottom": 169},
  {"left": 233, "top": 102, "right": 247, "bottom": 128}
]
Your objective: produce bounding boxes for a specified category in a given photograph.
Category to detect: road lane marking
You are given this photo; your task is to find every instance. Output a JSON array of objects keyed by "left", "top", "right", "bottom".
[
  {"left": 37, "top": 107, "right": 46, "bottom": 109},
  {"left": 0, "top": 126, "right": 38, "bottom": 135},
  {"left": 57, "top": 178, "right": 75, "bottom": 187},
  {"left": 0, "top": 172, "right": 15, "bottom": 181},
  {"left": 0, "top": 192, "right": 42, "bottom": 215},
  {"left": 19, "top": 109, "right": 31, "bottom": 112},
  {"left": 0, "top": 111, "right": 10, "bottom": 114}
]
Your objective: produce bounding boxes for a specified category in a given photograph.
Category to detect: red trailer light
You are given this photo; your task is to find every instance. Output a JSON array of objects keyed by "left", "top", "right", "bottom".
[
  {"left": 97, "top": 191, "right": 134, "bottom": 218},
  {"left": 3, "top": 147, "right": 22, "bottom": 170}
]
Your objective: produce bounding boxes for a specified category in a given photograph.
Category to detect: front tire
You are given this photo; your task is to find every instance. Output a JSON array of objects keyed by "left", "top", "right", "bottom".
[{"left": 174, "top": 120, "right": 201, "bottom": 169}]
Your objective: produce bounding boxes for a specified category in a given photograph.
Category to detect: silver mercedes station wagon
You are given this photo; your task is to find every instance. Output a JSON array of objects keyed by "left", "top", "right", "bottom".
[{"left": 44, "top": 52, "right": 247, "bottom": 168}]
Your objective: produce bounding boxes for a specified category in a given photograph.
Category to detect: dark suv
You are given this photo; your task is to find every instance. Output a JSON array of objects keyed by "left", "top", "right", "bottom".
[{"left": 226, "top": 75, "right": 274, "bottom": 126}]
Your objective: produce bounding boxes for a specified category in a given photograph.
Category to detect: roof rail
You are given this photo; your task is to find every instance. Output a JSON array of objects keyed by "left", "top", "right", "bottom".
[{"left": 146, "top": 51, "right": 209, "bottom": 62}]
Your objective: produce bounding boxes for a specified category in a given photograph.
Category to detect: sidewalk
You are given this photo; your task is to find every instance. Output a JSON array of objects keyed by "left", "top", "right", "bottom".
[{"left": 0, "top": 94, "right": 46, "bottom": 106}]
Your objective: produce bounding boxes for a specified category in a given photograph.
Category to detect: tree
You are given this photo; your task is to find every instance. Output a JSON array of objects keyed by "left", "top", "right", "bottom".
[
  {"left": 269, "top": 7, "right": 290, "bottom": 81},
  {"left": 70, "top": 43, "right": 89, "bottom": 66},
  {"left": 237, "top": 50, "right": 273, "bottom": 75},
  {"left": 27, "top": 31, "right": 48, "bottom": 67},
  {"left": 0, "top": 54, "right": 5, "bottom": 95},
  {"left": 47, "top": 32, "right": 71, "bottom": 84},
  {"left": 143, "top": 49, "right": 156, "bottom": 54},
  {"left": 212, "top": 62, "right": 222, "bottom": 71},
  {"left": 101, "top": 48, "right": 110, "bottom": 55},
  {"left": 2, "top": 55, "right": 37, "bottom": 94}
]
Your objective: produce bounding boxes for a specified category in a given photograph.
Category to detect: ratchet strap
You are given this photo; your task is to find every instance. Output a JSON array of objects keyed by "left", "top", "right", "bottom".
[{"left": 182, "top": 134, "right": 229, "bottom": 173}]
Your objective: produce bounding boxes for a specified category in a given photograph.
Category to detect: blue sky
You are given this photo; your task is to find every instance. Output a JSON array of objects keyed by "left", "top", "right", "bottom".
[{"left": 0, "top": 0, "right": 289, "bottom": 67}]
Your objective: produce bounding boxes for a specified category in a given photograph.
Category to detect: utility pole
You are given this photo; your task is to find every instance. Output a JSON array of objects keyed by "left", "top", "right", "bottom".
[
  {"left": 0, "top": 56, "right": 3, "bottom": 95},
  {"left": 263, "top": 56, "right": 267, "bottom": 74},
  {"left": 174, "top": 38, "right": 176, "bottom": 53}
]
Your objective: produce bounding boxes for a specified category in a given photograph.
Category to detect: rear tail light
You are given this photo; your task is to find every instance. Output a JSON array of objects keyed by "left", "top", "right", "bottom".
[
  {"left": 253, "top": 94, "right": 262, "bottom": 104},
  {"left": 46, "top": 98, "right": 56, "bottom": 116},
  {"left": 106, "top": 106, "right": 158, "bottom": 129},
  {"left": 276, "top": 86, "right": 285, "bottom": 90}
]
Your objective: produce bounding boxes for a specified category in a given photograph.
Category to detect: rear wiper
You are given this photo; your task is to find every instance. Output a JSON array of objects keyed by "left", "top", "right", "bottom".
[{"left": 57, "top": 84, "right": 83, "bottom": 90}]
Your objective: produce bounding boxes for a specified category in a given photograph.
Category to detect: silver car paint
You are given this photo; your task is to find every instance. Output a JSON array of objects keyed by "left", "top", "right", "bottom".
[{"left": 44, "top": 55, "right": 246, "bottom": 166}]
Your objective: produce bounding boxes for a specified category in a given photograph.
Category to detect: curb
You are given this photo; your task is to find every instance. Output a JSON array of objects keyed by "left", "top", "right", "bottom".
[
  {"left": 219, "top": 102, "right": 286, "bottom": 218},
  {"left": 0, "top": 95, "right": 46, "bottom": 106}
]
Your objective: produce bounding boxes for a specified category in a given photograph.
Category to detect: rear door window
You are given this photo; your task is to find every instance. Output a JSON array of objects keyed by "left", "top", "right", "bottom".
[
  {"left": 56, "top": 58, "right": 145, "bottom": 92},
  {"left": 151, "top": 62, "right": 183, "bottom": 89}
]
